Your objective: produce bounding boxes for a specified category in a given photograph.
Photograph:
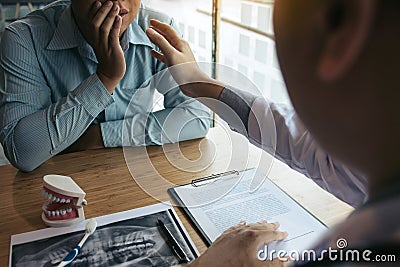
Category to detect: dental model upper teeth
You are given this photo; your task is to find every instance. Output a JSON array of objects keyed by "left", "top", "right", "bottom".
[{"left": 41, "top": 174, "right": 87, "bottom": 227}]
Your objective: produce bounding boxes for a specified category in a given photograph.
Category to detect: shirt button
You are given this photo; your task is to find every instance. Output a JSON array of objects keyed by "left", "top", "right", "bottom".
[{"left": 97, "top": 103, "right": 103, "bottom": 108}]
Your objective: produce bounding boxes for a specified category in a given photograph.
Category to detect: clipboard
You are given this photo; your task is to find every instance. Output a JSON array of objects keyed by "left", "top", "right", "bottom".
[
  {"left": 168, "top": 169, "right": 241, "bottom": 245},
  {"left": 168, "top": 168, "right": 327, "bottom": 250},
  {"left": 190, "top": 170, "right": 240, "bottom": 187}
]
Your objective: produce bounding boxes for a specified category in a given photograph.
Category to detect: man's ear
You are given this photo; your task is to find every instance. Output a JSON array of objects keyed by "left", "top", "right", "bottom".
[{"left": 317, "top": 0, "right": 376, "bottom": 82}]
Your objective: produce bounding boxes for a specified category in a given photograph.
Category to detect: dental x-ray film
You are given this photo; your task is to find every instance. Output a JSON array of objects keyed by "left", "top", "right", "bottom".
[{"left": 10, "top": 202, "right": 198, "bottom": 267}]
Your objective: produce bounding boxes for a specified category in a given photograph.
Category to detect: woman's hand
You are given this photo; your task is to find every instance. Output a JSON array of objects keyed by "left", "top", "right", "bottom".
[
  {"left": 189, "top": 221, "right": 289, "bottom": 267},
  {"left": 146, "top": 19, "right": 225, "bottom": 99},
  {"left": 146, "top": 19, "right": 196, "bottom": 68}
]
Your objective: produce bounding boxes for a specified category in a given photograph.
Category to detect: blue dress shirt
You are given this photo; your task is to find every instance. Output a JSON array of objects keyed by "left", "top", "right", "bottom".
[{"left": 0, "top": 0, "right": 211, "bottom": 172}]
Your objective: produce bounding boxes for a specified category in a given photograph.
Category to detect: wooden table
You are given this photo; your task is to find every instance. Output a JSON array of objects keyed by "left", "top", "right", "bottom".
[{"left": 0, "top": 126, "right": 354, "bottom": 266}]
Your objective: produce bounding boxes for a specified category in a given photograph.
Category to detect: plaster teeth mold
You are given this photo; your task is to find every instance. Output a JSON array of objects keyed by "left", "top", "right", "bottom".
[{"left": 41, "top": 175, "right": 87, "bottom": 227}]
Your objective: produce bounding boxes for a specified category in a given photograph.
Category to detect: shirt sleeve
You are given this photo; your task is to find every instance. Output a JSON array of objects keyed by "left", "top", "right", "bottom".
[
  {"left": 219, "top": 87, "right": 368, "bottom": 207},
  {"left": 0, "top": 26, "right": 114, "bottom": 172},
  {"left": 100, "top": 75, "right": 212, "bottom": 147}
]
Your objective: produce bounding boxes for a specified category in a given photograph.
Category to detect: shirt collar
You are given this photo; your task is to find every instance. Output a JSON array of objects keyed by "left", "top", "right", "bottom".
[
  {"left": 47, "top": 6, "right": 154, "bottom": 51},
  {"left": 46, "top": 6, "right": 84, "bottom": 50},
  {"left": 122, "top": 16, "right": 154, "bottom": 50}
]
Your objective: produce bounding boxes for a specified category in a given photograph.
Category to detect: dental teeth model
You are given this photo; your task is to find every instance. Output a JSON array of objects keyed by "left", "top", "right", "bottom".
[{"left": 41, "top": 175, "right": 87, "bottom": 227}]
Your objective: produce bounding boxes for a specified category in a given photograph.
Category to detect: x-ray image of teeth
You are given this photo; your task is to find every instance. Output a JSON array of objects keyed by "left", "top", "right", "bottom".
[{"left": 11, "top": 211, "right": 196, "bottom": 267}]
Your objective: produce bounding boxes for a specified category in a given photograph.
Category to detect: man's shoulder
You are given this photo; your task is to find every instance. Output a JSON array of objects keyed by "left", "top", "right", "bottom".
[{"left": 136, "top": 5, "right": 174, "bottom": 29}]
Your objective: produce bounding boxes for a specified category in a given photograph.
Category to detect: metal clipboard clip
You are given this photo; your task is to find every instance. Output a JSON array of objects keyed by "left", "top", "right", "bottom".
[{"left": 191, "top": 170, "right": 240, "bottom": 187}]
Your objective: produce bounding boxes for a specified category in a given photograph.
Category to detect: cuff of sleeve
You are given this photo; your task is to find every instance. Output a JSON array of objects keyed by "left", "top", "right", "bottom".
[
  {"left": 218, "top": 87, "right": 258, "bottom": 136},
  {"left": 100, "top": 120, "right": 123, "bottom": 148},
  {"left": 72, "top": 73, "right": 114, "bottom": 118}
]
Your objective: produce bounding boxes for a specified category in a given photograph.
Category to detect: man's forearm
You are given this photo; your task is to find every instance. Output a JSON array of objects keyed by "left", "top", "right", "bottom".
[{"left": 1, "top": 74, "right": 114, "bottom": 171}]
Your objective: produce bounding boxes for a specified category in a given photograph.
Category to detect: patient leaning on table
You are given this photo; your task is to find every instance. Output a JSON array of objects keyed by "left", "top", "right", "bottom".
[
  {"left": 146, "top": 0, "right": 400, "bottom": 266},
  {"left": 0, "top": 0, "right": 211, "bottom": 172}
]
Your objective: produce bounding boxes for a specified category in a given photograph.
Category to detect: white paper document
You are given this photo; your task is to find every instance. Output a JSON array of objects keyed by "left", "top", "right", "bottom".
[{"left": 170, "top": 168, "right": 327, "bottom": 255}]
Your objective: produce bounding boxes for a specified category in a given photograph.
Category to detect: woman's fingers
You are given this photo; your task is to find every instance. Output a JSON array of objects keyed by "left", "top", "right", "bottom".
[
  {"left": 218, "top": 220, "right": 288, "bottom": 246},
  {"left": 246, "top": 222, "right": 281, "bottom": 232},
  {"left": 223, "top": 221, "right": 281, "bottom": 234},
  {"left": 257, "top": 229, "right": 288, "bottom": 243},
  {"left": 150, "top": 49, "right": 166, "bottom": 64},
  {"left": 149, "top": 19, "right": 184, "bottom": 50},
  {"left": 146, "top": 27, "right": 177, "bottom": 59},
  {"left": 223, "top": 220, "right": 247, "bottom": 235}
]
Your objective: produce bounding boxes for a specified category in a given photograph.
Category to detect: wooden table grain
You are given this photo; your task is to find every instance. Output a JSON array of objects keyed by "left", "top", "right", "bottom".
[{"left": 0, "top": 127, "right": 354, "bottom": 266}]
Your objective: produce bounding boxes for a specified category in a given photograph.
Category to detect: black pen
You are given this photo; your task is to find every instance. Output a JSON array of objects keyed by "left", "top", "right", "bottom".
[{"left": 157, "top": 219, "right": 191, "bottom": 263}]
